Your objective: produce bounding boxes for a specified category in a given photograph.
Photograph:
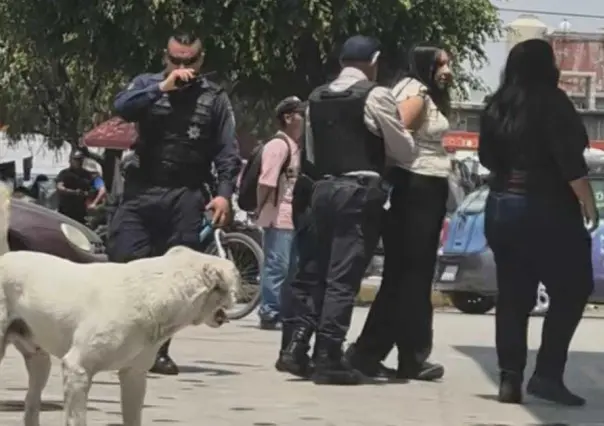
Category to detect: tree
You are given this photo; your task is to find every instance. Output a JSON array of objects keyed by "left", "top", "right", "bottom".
[{"left": 0, "top": 0, "right": 501, "bottom": 149}]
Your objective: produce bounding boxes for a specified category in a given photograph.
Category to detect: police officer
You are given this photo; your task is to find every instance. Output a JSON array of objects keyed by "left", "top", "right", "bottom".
[
  {"left": 279, "top": 36, "right": 416, "bottom": 385},
  {"left": 108, "top": 32, "right": 241, "bottom": 375}
]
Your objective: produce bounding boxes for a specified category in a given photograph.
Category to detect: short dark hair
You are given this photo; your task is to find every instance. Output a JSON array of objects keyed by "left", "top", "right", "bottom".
[{"left": 170, "top": 33, "right": 201, "bottom": 47}]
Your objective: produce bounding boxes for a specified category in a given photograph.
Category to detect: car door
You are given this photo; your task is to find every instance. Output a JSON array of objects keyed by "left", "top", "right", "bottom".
[{"left": 588, "top": 176, "right": 604, "bottom": 301}]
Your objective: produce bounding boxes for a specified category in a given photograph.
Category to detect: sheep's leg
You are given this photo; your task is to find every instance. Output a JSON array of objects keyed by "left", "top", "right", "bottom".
[
  {"left": 118, "top": 367, "right": 147, "bottom": 426},
  {"left": 62, "top": 348, "right": 92, "bottom": 426},
  {"left": 0, "top": 291, "right": 10, "bottom": 364},
  {"left": 18, "top": 344, "right": 51, "bottom": 426}
]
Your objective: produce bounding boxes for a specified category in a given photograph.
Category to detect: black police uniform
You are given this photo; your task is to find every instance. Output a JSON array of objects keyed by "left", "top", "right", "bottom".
[
  {"left": 108, "top": 72, "right": 241, "bottom": 375},
  {"left": 281, "top": 79, "right": 388, "bottom": 385}
]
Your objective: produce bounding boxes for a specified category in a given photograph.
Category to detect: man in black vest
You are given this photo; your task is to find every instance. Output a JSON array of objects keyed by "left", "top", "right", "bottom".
[
  {"left": 279, "top": 36, "right": 416, "bottom": 385},
  {"left": 108, "top": 32, "right": 241, "bottom": 375}
]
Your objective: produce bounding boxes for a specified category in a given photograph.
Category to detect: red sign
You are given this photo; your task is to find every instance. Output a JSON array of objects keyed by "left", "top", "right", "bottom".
[
  {"left": 549, "top": 35, "right": 604, "bottom": 95},
  {"left": 443, "top": 130, "right": 604, "bottom": 152},
  {"left": 443, "top": 131, "right": 479, "bottom": 150}
]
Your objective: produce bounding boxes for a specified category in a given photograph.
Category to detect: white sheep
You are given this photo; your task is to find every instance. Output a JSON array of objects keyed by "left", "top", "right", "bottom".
[{"left": 0, "top": 182, "right": 240, "bottom": 426}]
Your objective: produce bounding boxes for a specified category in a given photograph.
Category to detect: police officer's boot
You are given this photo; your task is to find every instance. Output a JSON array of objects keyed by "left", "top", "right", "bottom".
[
  {"left": 275, "top": 321, "right": 295, "bottom": 372},
  {"left": 311, "top": 337, "right": 363, "bottom": 386},
  {"left": 150, "top": 339, "right": 179, "bottom": 376},
  {"left": 279, "top": 326, "right": 314, "bottom": 378}
]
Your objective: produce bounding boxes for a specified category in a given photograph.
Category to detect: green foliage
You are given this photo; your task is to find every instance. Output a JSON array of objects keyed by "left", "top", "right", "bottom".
[{"left": 0, "top": 0, "right": 501, "bottom": 146}]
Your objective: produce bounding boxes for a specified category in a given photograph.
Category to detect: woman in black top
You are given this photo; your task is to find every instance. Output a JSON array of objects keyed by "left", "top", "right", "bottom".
[{"left": 479, "top": 39, "right": 597, "bottom": 406}]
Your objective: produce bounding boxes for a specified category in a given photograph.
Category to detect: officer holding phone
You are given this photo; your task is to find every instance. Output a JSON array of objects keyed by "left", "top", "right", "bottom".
[{"left": 109, "top": 32, "right": 241, "bottom": 375}]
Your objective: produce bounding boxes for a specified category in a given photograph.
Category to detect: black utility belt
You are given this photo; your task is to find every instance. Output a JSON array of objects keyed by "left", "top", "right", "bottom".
[{"left": 322, "top": 174, "right": 390, "bottom": 191}]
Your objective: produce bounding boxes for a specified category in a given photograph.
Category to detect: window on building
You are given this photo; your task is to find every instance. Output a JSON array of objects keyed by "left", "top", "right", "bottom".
[
  {"left": 449, "top": 111, "right": 464, "bottom": 131},
  {"left": 466, "top": 114, "right": 480, "bottom": 132},
  {"left": 583, "top": 117, "right": 600, "bottom": 140}
]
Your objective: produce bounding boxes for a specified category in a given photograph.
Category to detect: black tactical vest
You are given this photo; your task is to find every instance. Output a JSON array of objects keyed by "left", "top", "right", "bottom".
[
  {"left": 308, "top": 80, "right": 385, "bottom": 177},
  {"left": 136, "top": 81, "right": 222, "bottom": 188}
]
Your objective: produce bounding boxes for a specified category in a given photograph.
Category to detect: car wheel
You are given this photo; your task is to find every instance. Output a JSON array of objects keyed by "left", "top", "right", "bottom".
[
  {"left": 532, "top": 283, "right": 550, "bottom": 315},
  {"left": 449, "top": 292, "right": 495, "bottom": 315}
]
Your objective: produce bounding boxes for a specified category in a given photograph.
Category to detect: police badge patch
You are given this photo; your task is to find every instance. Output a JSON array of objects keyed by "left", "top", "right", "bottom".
[{"left": 187, "top": 125, "right": 201, "bottom": 140}]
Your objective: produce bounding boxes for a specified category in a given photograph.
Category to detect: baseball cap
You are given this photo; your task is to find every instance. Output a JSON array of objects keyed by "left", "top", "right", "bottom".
[
  {"left": 70, "top": 150, "right": 85, "bottom": 160},
  {"left": 275, "top": 96, "right": 307, "bottom": 118},
  {"left": 339, "top": 35, "right": 381, "bottom": 65},
  {"left": 82, "top": 158, "right": 102, "bottom": 175}
]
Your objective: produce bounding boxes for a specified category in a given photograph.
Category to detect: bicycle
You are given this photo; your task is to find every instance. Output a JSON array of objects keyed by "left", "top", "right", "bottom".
[{"left": 198, "top": 212, "right": 263, "bottom": 320}]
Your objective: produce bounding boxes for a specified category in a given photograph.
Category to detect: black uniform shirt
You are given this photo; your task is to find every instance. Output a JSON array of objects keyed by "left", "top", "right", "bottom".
[{"left": 113, "top": 72, "right": 241, "bottom": 198}]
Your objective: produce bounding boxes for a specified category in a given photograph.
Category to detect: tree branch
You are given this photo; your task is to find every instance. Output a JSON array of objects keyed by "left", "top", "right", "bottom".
[{"left": 19, "top": 72, "right": 62, "bottom": 131}]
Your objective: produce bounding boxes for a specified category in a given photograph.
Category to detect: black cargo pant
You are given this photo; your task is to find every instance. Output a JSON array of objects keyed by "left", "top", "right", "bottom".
[
  {"left": 107, "top": 186, "right": 205, "bottom": 357},
  {"left": 107, "top": 186, "right": 205, "bottom": 262},
  {"left": 280, "top": 175, "right": 317, "bottom": 352},
  {"left": 485, "top": 192, "right": 593, "bottom": 379},
  {"left": 354, "top": 168, "right": 448, "bottom": 372},
  {"left": 289, "top": 175, "right": 387, "bottom": 346}
]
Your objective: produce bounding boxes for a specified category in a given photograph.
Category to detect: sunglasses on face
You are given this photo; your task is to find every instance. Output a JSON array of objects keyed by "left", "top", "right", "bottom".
[{"left": 167, "top": 52, "right": 202, "bottom": 66}]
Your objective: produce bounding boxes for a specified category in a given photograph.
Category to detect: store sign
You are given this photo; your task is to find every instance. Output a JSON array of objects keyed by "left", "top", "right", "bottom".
[{"left": 443, "top": 131, "right": 479, "bottom": 150}]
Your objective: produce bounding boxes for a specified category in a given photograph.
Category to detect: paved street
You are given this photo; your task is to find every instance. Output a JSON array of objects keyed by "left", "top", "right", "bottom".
[{"left": 1, "top": 308, "right": 604, "bottom": 425}]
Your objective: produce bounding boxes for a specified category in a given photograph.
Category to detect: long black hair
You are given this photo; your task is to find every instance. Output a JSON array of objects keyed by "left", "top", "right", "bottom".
[
  {"left": 482, "top": 39, "right": 561, "bottom": 144},
  {"left": 395, "top": 45, "right": 451, "bottom": 116}
]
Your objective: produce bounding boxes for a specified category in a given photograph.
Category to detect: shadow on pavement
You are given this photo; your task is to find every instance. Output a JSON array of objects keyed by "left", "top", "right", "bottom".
[
  {"left": 455, "top": 345, "right": 604, "bottom": 425},
  {"left": 0, "top": 400, "right": 65, "bottom": 412},
  {"left": 179, "top": 362, "right": 239, "bottom": 376}
]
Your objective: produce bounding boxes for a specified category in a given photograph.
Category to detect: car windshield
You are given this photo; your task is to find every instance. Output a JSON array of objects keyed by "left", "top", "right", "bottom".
[
  {"left": 590, "top": 178, "right": 604, "bottom": 217},
  {"left": 458, "top": 187, "right": 489, "bottom": 214}
]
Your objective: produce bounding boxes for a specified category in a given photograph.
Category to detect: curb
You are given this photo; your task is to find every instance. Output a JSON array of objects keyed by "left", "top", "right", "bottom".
[{"left": 356, "top": 278, "right": 451, "bottom": 308}]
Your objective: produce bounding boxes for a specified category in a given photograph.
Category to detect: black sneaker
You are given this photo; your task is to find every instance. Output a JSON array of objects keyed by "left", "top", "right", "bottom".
[
  {"left": 526, "top": 375, "right": 586, "bottom": 406},
  {"left": 344, "top": 344, "right": 396, "bottom": 379},
  {"left": 259, "top": 318, "right": 281, "bottom": 330},
  {"left": 397, "top": 361, "right": 444, "bottom": 381},
  {"left": 149, "top": 355, "right": 179, "bottom": 375},
  {"left": 498, "top": 371, "right": 523, "bottom": 404},
  {"left": 311, "top": 340, "right": 364, "bottom": 386}
]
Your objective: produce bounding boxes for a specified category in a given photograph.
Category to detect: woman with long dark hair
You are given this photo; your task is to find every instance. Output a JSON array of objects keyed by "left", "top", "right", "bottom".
[
  {"left": 479, "top": 39, "right": 595, "bottom": 406},
  {"left": 347, "top": 45, "right": 452, "bottom": 381}
]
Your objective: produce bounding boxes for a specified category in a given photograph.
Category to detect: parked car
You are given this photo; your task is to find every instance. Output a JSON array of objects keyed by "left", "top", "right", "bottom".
[
  {"left": 434, "top": 149, "right": 604, "bottom": 314},
  {"left": 9, "top": 197, "right": 106, "bottom": 263}
]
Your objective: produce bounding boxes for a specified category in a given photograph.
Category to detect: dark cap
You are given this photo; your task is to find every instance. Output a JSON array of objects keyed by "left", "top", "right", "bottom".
[
  {"left": 339, "top": 35, "right": 381, "bottom": 64},
  {"left": 70, "top": 150, "right": 85, "bottom": 160},
  {"left": 275, "top": 96, "right": 307, "bottom": 118}
]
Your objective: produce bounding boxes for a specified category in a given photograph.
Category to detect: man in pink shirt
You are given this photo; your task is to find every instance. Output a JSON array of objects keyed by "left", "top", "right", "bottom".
[{"left": 256, "top": 97, "right": 305, "bottom": 329}]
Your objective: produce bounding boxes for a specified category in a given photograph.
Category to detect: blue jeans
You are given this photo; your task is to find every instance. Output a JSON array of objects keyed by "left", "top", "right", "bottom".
[
  {"left": 259, "top": 227, "right": 298, "bottom": 322},
  {"left": 485, "top": 191, "right": 593, "bottom": 378}
]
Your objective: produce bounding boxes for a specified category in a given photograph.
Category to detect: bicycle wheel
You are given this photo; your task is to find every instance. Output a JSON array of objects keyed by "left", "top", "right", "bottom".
[{"left": 206, "top": 232, "right": 263, "bottom": 320}]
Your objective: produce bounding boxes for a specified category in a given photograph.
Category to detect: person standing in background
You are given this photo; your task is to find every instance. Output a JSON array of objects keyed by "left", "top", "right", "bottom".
[
  {"left": 256, "top": 96, "right": 305, "bottom": 330},
  {"left": 82, "top": 158, "right": 107, "bottom": 210},
  {"left": 348, "top": 45, "right": 452, "bottom": 382},
  {"left": 56, "top": 151, "right": 94, "bottom": 224},
  {"left": 281, "top": 35, "right": 416, "bottom": 385},
  {"left": 479, "top": 39, "right": 595, "bottom": 406},
  {"left": 109, "top": 32, "right": 240, "bottom": 375}
]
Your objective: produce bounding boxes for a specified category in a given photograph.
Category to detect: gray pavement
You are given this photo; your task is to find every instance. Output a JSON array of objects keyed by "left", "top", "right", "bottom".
[{"left": 1, "top": 308, "right": 604, "bottom": 425}]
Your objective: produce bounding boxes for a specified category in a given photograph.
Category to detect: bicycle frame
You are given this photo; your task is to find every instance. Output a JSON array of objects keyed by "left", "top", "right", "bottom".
[
  {"left": 213, "top": 228, "right": 227, "bottom": 258},
  {"left": 199, "top": 219, "right": 228, "bottom": 259}
]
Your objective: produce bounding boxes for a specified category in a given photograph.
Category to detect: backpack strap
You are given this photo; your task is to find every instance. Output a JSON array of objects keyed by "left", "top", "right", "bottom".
[
  {"left": 273, "top": 135, "right": 292, "bottom": 206},
  {"left": 256, "top": 134, "right": 293, "bottom": 210}
]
